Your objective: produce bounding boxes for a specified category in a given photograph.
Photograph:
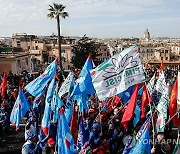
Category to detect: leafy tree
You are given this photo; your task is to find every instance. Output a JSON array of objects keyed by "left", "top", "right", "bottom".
[
  {"left": 47, "top": 3, "right": 68, "bottom": 69},
  {"left": 71, "top": 36, "right": 100, "bottom": 69}
]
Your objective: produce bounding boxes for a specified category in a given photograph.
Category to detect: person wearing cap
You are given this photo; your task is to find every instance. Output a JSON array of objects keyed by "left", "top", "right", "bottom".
[
  {"left": 38, "top": 129, "right": 49, "bottom": 154},
  {"left": 46, "top": 138, "right": 55, "bottom": 154},
  {"left": 40, "top": 137, "right": 55, "bottom": 154},
  {"left": 25, "top": 116, "right": 37, "bottom": 141},
  {"left": 89, "top": 122, "right": 102, "bottom": 151},
  {"left": 22, "top": 131, "right": 40, "bottom": 154}
]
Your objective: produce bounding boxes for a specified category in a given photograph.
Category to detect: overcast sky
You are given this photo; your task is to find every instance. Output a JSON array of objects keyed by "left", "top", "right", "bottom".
[{"left": 0, "top": 0, "right": 179, "bottom": 38}]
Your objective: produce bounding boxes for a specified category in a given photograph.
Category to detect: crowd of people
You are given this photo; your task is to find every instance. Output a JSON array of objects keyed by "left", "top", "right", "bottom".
[{"left": 0, "top": 66, "right": 179, "bottom": 154}]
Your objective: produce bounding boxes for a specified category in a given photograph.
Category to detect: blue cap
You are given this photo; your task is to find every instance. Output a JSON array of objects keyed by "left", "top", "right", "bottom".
[
  {"left": 26, "top": 131, "right": 36, "bottom": 140},
  {"left": 92, "top": 123, "right": 100, "bottom": 130}
]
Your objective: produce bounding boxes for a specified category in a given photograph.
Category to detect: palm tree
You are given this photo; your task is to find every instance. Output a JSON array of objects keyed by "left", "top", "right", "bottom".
[{"left": 47, "top": 3, "right": 68, "bottom": 70}]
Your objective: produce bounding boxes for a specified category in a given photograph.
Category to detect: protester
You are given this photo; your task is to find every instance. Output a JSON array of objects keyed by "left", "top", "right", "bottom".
[
  {"left": 0, "top": 54, "right": 179, "bottom": 154},
  {"left": 21, "top": 131, "right": 40, "bottom": 154},
  {"left": 25, "top": 115, "right": 37, "bottom": 141}
]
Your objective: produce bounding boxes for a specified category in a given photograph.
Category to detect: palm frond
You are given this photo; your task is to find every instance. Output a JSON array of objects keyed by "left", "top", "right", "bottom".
[
  {"left": 47, "top": 3, "right": 68, "bottom": 19},
  {"left": 47, "top": 12, "right": 55, "bottom": 19},
  {"left": 61, "top": 12, "right": 69, "bottom": 19}
]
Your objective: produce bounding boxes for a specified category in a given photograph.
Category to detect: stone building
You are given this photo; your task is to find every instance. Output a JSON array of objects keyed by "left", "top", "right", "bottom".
[
  {"left": 96, "top": 43, "right": 109, "bottom": 64},
  {"left": 49, "top": 44, "right": 73, "bottom": 70},
  {"left": 0, "top": 52, "right": 31, "bottom": 74},
  {"left": 171, "top": 45, "right": 180, "bottom": 55},
  {"left": 139, "top": 45, "right": 155, "bottom": 61}
]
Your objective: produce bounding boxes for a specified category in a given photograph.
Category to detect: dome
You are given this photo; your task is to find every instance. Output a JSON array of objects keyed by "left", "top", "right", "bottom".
[{"left": 144, "top": 28, "right": 150, "bottom": 40}]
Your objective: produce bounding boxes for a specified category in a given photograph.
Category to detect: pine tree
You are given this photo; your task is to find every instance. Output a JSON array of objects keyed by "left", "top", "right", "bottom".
[{"left": 71, "top": 35, "right": 100, "bottom": 68}]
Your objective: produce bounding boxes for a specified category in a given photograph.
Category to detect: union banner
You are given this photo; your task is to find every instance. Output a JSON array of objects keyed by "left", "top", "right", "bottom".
[{"left": 90, "top": 45, "right": 145, "bottom": 101}]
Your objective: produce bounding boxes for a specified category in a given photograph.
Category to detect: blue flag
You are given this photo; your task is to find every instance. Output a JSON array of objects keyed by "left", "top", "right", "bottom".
[
  {"left": 33, "top": 87, "right": 46, "bottom": 111},
  {"left": 123, "top": 136, "right": 134, "bottom": 154},
  {"left": 118, "top": 85, "right": 135, "bottom": 103},
  {"left": 71, "top": 56, "right": 95, "bottom": 96},
  {"left": 73, "top": 94, "right": 89, "bottom": 113},
  {"left": 78, "top": 118, "right": 91, "bottom": 154},
  {"left": 136, "top": 115, "right": 152, "bottom": 140},
  {"left": 51, "top": 82, "right": 59, "bottom": 113},
  {"left": 130, "top": 129, "right": 151, "bottom": 154},
  {"left": 133, "top": 105, "right": 141, "bottom": 127},
  {"left": 65, "top": 77, "right": 75, "bottom": 124},
  {"left": 25, "top": 60, "right": 57, "bottom": 97},
  {"left": 41, "top": 78, "right": 55, "bottom": 133},
  {"left": 138, "top": 87, "right": 144, "bottom": 96},
  {"left": 10, "top": 90, "right": 30, "bottom": 130},
  {"left": 65, "top": 96, "right": 73, "bottom": 124},
  {"left": 53, "top": 95, "right": 64, "bottom": 123},
  {"left": 57, "top": 109, "right": 77, "bottom": 154}
]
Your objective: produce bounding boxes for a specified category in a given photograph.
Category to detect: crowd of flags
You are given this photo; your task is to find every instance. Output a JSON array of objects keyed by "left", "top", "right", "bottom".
[{"left": 0, "top": 45, "right": 179, "bottom": 153}]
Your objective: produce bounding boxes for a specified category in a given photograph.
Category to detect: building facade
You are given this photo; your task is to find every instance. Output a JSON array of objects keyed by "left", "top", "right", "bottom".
[{"left": 0, "top": 52, "right": 31, "bottom": 74}]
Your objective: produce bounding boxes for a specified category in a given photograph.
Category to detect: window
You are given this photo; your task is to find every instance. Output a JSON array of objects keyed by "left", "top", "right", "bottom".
[
  {"left": 25, "top": 58, "right": 28, "bottom": 66},
  {"left": 17, "top": 60, "right": 21, "bottom": 68},
  {"left": 161, "top": 57, "right": 163, "bottom": 60},
  {"left": 166, "top": 57, "right": 168, "bottom": 60},
  {"left": 35, "top": 46, "right": 38, "bottom": 50},
  {"left": 62, "top": 57, "right": 66, "bottom": 62},
  {"left": 165, "top": 50, "right": 168, "bottom": 53},
  {"left": 62, "top": 50, "right": 65, "bottom": 53}
]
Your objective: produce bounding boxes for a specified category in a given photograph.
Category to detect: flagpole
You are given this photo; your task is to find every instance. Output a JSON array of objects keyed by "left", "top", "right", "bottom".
[
  {"left": 108, "top": 103, "right": 126, "bottom": 124},
  {"left": 149, "top": 101, "right": 155, "bottom": 147},
  {"left": 160, "top": 110, "right": 179, "bottom": 129},
  {"left": 93, "top": 97, "right": 111, "bottom": 122},
  {"left": 145, "top": 82, "right": 155, "bottom": 148},
  {"left": 99, "top": 103, "right": 103, "bottom": 133}
]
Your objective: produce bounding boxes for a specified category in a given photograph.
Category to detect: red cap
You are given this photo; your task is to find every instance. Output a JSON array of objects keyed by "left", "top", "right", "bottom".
[
  {"left": 42, "top": 127, "right": 48, "bottom": 136},
  {"left": 47, "top": 138, "right": 55, "bottom": 145},
  {"left": 89, "top": 109, "right": 95, "bottom": 113}
]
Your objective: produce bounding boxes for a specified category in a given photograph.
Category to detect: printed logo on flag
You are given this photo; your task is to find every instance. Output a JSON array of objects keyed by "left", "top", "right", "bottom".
[
  {"left": 123, "top": 135, "right": 136, "bottom": 149},
  {"left": 91, "top": 45, "right": 145, "bottom": 100}
]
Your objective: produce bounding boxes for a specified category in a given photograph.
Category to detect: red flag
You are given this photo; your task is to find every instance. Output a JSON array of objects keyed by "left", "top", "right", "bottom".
[
  {"left": 121, "top": 84, "right": 138, "bottom": 131},
  {"left": 141, "top": 83, "right": 152, "bottom": 118},
  {"left": 107, "top": 95, "right": 121, "bottom": 111},
  {"left": 100, "top": 95, "right": 121, "bottom": 120},
  {"left": 0, "top": 71, "right": 7, "bottom": 99},
  {"left": 169, "top": 79, "right": 180, "bottom": 127},
  {"left": 70, "top": 104, "right": 78, "bottom": 145}
]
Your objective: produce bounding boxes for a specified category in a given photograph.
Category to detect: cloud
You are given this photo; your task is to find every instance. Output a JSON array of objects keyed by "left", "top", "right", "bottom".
[{"left": 0, "top": 0, "right": 179, "bottom": 37}]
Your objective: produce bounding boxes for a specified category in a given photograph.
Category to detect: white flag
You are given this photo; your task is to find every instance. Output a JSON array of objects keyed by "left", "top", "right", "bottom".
[
  {"left": 90, "top": 45, "right": 145, "bottom": 101},
  {"left": 155, "top": 71, "right": 166, "bottom": 94},
  {"left": 156, "top": 85, "right": 169, "bottom": 132},
  {"left": 58, "top": 72, "right": 74, "bottom": 97},
  {"left": 146, "top": 73, "right": 155, "bottom": 95}
]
